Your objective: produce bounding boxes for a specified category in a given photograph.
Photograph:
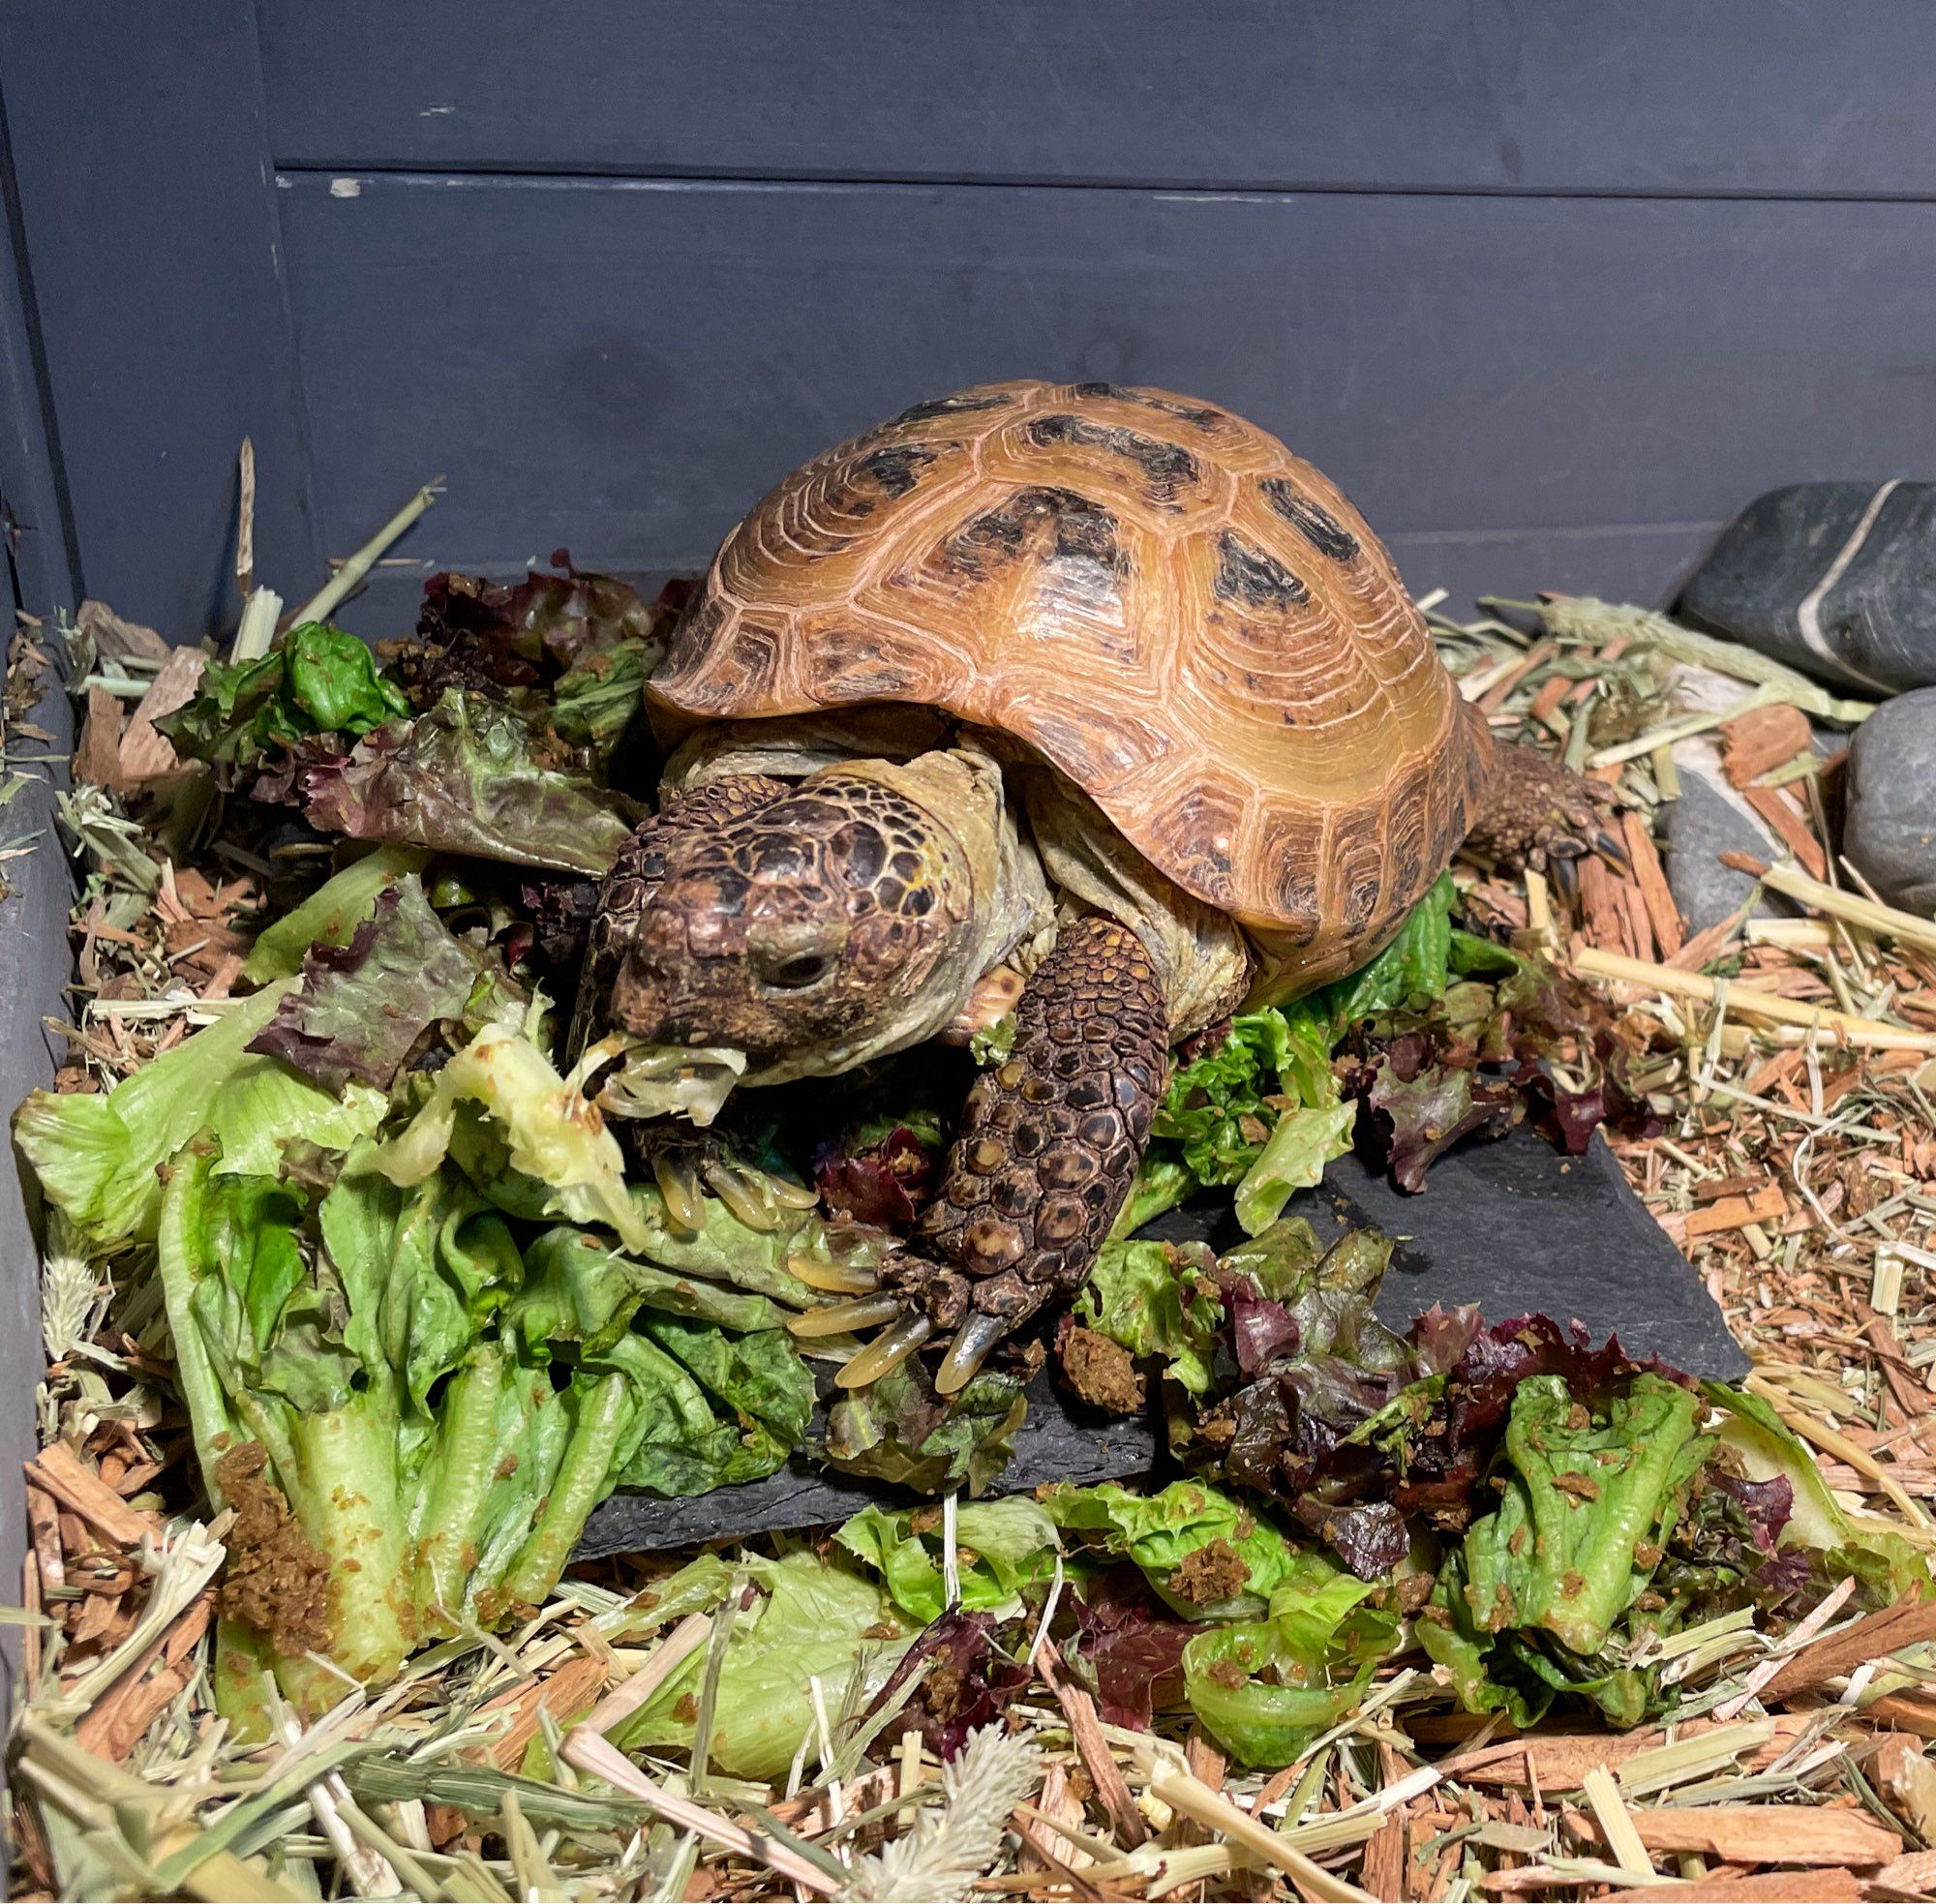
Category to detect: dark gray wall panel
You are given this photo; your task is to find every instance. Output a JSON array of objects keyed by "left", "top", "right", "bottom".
[
  {"left": 0, "top": 0, "right": 323, "bottom": 643},
  {"left": 277, "top": 175, "right": 1935, "bottom": 626},
  {"left": 258, "top": 1, "right": 1936, "bottom": 196},
  {"left": 0, "top": 107, "right": 76, "bottom": 1657}
]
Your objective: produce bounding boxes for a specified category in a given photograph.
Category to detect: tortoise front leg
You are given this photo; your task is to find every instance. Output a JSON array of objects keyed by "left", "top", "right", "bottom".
[{"left": 833, "top": 915, "right": 1169, "bottom": 1394}]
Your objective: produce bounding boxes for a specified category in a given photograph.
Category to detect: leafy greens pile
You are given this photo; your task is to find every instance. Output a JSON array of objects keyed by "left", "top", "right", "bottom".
[
  {"left": 21, "top": 564, "right": 847, "bottom": 1718},
  {"left": 826, "top": 1277, "right": 1926, "bottom": 1766}
]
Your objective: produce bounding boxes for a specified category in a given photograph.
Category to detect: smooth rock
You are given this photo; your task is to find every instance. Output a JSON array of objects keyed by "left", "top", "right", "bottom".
[
  {"left": 1845, "top": 687, "right": 1936, "bottom": 914},
  {"left": 1657, "top": 771, "right": 1788, "bottom": 934},
  {"left": 1680, "top": 481, "right": 1936, "bottom": 695}
]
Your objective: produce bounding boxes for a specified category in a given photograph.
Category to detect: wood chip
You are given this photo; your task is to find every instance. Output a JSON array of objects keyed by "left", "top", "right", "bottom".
[
  {"left": 1361, "top": 1743, "right": 1409, "bottom": 1902},
  {"left": 117, "top": 646, "right": 205, "bottom": 788},
  {"left": 1667, "top": 895, "right": 1755, "bottom": 971},
  {"left": 476, "top": 1653, "right": 609, "bottom": 1772},
  {"left": 1722, "top": 704, "right": 1814, "bottom": 788},
  {"left": 1743, "top": 785, "right": 1829, "bottom": 881},
  {"left": 1566, "top": 1800, "right": 1899, "bottom": 1866},
  {"left": 1477, "top": 640, "right": 1558, "bottom": 714},
  {"left": 1684, "top": 1183, "right": 1790, "bottom": 1237},
  {"left": 1867, "top": 1847, "right": 1936, "bottom": 1897},
  {"left": 26, "top": 1444, "right": 155, "bottom": 1549},
  {"left": 1578, "top": 856, "right": 1636, "bottom": 956},
  {"left": 1439, "top": 1714, "right": 1817, "bottom": 1790},
  {"left": 74, "top": 1591, "right": 214, "bottom": 1763},
  {"left": 1762, "top": 1599, "right": 1936, "bottom": 1704},
  {"left": 1871, "top": 1734, "right": 1936, "bottom": 1841},
  {"left": 1620, "top": 810, "right": 1684, "bottom": 957},
  {"left": 1595, "top": 1871, "right": 1861, "bottom": 1903},
  {"left": 1866, "top": 1692, "right": 1936, "bottom": 1740},
  {"left": 1034, "top": 1641, "right": 1146, "bottom": 1850}
]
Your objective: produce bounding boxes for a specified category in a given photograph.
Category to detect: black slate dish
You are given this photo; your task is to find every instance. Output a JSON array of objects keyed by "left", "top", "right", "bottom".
[{"left": 577, "top": 1123, "right": 1744, "bottom": 1556}]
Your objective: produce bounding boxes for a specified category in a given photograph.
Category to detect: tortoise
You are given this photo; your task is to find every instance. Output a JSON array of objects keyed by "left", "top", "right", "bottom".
[{"left": 575, "top": 379, "right": 1606, "bottom": 1397}]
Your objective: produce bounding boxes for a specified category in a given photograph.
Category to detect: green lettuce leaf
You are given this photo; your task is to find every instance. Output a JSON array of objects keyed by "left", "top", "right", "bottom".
[
  {"left": 1154, "top": 1005, "right": 1339, "bottom": 1189},
  {"left": 160, "top": 1140, "right": 750, "bottom": 1710},
  {"left": 303, "top": 688, "right": 642, "bottom": 875},
  {"left": 15, "top": 984, "right": 383, "bottom": 1250},
  {"left": 159, "top": 621, "right": 411, "bottom": 770},
  {"left": 362, "top": 1012, "right": 651, "bottom": 1253},
  {"left": 615, "top": 1551, "right": 912, "bottom": 1780},
  {"left": 1314, "top": 871, "right": 1457, "bottom": 1030},
  {"left": 1074, "top": 1239, "right": 1224, "bottom": 1396},
  {"left": 1043, "top": 1479, "right": 1301, "bottom": 1619},
  {"left": 1460, "top": 1373, "right": 1708, "bottom": 1658},
  {"left": 243, "top": 845, "right": 431, "bottom": 982},
  {"left": 1233, "top": 1099, "right": 1357, "bottom": 1235},
  {"left": 625, "top": 1186, "right": 850, "bottom": 1308},
  {"left": 835, "top": 1497, "right": 1060, "bottom": 1624},
  {"left": 1183, "top": 1553, "right": 1401, "bottom": 1767},
  {"left": 1418, "top": 1372, "right": 1710, "bottom": 1729},
  {"left": 629, "top": 1313, "right": 816, "bottom": 1492},
  {"left": 823, "top": 1359, "right": 1027, "bottom": 1496},
  {"left": 522, "top": 1226, "right": 787, "bottom": 1335},
  {"left": 551, "top": 639, "right": 658, "bottom": 764}
]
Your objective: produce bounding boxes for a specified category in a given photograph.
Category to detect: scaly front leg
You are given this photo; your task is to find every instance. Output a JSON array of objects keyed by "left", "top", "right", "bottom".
[{"left": 827, "top": 916, "right": 1169, "bottom": 1394}]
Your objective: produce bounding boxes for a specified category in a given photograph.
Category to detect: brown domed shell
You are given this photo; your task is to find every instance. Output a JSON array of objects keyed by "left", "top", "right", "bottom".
[{"left": 649, "top": 379, "right": 1489, "bottom": 982}]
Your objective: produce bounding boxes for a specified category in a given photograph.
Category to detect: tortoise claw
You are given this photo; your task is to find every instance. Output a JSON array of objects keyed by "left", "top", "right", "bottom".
[
  {"left": 786, "top": 1253, "right": 883, "bottom": 1294},
  {"left": 934, "top": 1312, "right": 1006, "bottom": 1395},
  {"left": 835, "top": 1310, "right": 934, "bottom": 1387},
  {"left": 651, "top": 1154, "right": 708, "bottom": 1233},
  {"left": 703, "top": 1161, "right": 781, "bottom": 1231},
  {"left": 788, "top": 1294, "right": 902, "bottom": 1339},
  {"left": 1593, "top": 828, "right": 1631, "bottom": 873}
]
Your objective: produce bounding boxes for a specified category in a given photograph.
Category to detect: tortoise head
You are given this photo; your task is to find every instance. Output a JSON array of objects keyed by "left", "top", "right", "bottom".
[{"left": 607, "top": 768, "right": 983, "bottom": 1076}]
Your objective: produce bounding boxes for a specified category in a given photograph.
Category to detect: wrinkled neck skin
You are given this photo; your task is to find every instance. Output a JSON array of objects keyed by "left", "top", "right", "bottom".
[{"left": 660, "top": 723, "right": 1047, "bottom": 1084}]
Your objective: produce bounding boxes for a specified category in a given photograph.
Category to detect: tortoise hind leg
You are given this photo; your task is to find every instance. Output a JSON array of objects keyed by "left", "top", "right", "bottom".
[
  {"left": 1465, "top": 740, "right": 1625, "bottom": 875},
  {"left": 835, "top": 915, "right": 1169, "bottom": 1394}
]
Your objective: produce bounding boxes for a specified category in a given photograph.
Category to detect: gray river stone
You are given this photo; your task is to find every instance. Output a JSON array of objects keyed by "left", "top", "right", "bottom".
[
  {"left": 1845, "top": 687, "right": 1936, "bottom": 915},
  {"left": 578, "top": 1124, "right": 1744, "bottom": 1554},
  {"left": 1680, "top": 481, "right": 1936, "bottom": 695},
  {"left": 1658, "top": 771, "right": 1789, "bottom": 934}
]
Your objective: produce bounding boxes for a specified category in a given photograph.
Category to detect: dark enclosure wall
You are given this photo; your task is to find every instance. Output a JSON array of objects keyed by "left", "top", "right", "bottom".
[{"left": 7, "top": 1, "right": 1936, "bottom": 646}]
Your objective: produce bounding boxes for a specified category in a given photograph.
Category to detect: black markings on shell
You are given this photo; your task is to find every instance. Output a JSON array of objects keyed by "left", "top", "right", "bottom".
[
  {"left": 1022, "top": 413, "right": 1201, "bottom": 506},
  {"left": 891, "top": 391, "right": 1013, "bottom": 427},
  {"left": 1213, "top": 529, "right": 1310, "bottom": 609},
  {"left": 948, "top": 486, "right": 1127, "bottom": 584},
  {"left": 1070, "top": 382, "right": 1225, "bottom": 430},
  {"left": 857, "top": 443, "right": 938, "bottom": 498},
  {"left": 1259, "top": 477, "right": 1361, "bottom": 563}
]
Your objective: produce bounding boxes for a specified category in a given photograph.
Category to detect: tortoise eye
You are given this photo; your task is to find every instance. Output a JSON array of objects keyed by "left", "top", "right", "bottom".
[{"left": 762, "top": 951, "right": 832, "bottom": 990}]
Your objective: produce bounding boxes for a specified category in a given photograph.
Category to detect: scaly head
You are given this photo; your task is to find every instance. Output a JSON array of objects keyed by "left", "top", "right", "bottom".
[{"left": 603, "top": 768, "right": 983, "bottom": 1080}]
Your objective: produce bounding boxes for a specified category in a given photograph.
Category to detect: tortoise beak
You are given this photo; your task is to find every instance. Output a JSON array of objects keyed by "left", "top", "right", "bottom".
[{"left": 607, "top": 953, "right": 672, "bottom": 1043}]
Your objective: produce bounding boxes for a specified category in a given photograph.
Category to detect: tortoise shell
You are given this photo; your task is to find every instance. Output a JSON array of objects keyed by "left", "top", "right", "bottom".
[{"left": 648, "top": 379, "right": 1490, "bottom": 982}]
